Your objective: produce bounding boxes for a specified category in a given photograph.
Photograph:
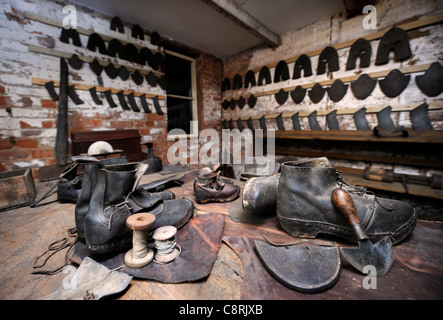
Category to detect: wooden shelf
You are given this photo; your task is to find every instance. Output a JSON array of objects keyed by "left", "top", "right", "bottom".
[
  {"left": 271, "top": 130, "right": 443, "bottom": 144},
  {"left": 342, "top": 171, "right": 443, "bottom": 200}
]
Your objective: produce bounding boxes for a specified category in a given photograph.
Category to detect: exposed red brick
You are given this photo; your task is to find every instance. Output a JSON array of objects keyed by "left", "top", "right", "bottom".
[
  {"left": 41, "top": 99, "right": 57, "bottom": 108},
  {"left": 15, "top": 139, "right": 38, "bottom": 148},
  {"left": 0, "top": 138, "right": 14, "bottom": 150},
  {"left": 0, "top": 85, "right": 5, "bottom": 94},
  {"left": 0, "top": 96, "right": 11, "bottom": 106},
  {"left": 32, "top": 149, "right": 54, "bottom": 158}
]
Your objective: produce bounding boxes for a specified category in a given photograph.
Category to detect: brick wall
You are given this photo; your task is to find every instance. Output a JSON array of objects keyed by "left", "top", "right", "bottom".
[{"left": 0, "top": 0, "right": 223, "bottom": 178}]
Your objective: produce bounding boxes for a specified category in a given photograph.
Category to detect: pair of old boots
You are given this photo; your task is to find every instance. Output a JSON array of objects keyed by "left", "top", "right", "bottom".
[
  {"left": 74, "top": 155, "right": 194, "bottom": 254},
  {"left": 243, "top": 157, "right": 416, "bottom": 244}
]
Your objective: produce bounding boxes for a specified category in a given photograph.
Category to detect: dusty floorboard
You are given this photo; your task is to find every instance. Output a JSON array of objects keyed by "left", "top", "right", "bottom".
[{"left": 0, "top": 170, "right": 442, "bottom": 300}]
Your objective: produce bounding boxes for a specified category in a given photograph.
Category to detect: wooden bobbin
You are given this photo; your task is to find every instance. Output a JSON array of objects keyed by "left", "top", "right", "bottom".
[
  {"left": 152, "top": 225, "right": 180, "bottom": 264},
  {"left": 124, "top": 213, "right": 156, "bottom": 268}
]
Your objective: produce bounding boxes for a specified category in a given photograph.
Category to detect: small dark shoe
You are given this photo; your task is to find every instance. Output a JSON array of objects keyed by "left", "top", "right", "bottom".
[{"left": 194, "top": 167, "right": 240, "bottom": 204}]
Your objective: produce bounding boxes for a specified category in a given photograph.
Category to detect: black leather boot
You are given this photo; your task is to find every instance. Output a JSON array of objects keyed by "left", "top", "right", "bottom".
[
  {"left": 74, "top": 156, "right": 174, "bottom": 241},
  {"left": 277, "top": 159, "right": 417, "bottom": 244},
  {"left": 74, "top": 156, "right": 128, "bottom": 241},
  {"left": 74, "top": 156, "right": 192, "bottom": 254}
]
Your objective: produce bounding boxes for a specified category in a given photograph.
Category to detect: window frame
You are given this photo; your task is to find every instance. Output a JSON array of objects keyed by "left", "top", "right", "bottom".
[{"left": 165, "top": 49, "right": 198, "bottom": 140}]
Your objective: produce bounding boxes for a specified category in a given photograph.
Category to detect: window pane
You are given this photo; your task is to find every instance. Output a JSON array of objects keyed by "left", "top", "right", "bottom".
[
  {"left": 167, "top": 97, "right": 193, "bottom": 134},
  {"left": 165, "top": 54, "right": 192, "bottom": 97}
]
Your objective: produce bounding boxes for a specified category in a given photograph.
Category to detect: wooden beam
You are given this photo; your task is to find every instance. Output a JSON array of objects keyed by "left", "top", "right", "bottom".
[
  {"left": 32, "top": 77, "right": 166, "bottom": 100},
  {"left": 201, "top": 0, "right": 280, "bottom": 47}
]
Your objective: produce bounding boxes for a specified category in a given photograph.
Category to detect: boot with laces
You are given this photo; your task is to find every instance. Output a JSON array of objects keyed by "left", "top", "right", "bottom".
[
  {"left": 277, "top": 159, "right": 417, "bottom": 244},
  {"left": 194, "top": 167, "right": 240, "bottom": 203}
]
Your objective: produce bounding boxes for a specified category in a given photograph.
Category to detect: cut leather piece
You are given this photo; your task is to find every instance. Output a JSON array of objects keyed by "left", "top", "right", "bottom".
[
  {"left": 244, "top": 70, "right": 256, "bottom": 88},
  {"left": 237, "top": 119, "right": 244, "bottom": 131},
  {"left": 255, "top": 240, "right": 341, "bottom": 293},
  {"left": 259, "top": 116, "right": 267, "bottom": 131},
  {"left": 247, "top": 117, "right": 254, "bottom": 130},
  {"left": 221, "top": 77, "right": 231, "bottom": 91},
  {"left": 379, "top": 69, "right": 410, "bottom": 98},
  {"left": 326, "top": 110, "right": 340, "bottom": 130},
  {"left": 127, "top": 92, "right": 141, "bottom": 112},
  {"left": 60, "top": 28, "right": 81, "bottom": 47},
  {"left": 118, "top": 66, "right": 130, "bottom": 80},
  {"left": 89, "top": 59, "right": 103, "bottom": 76},
  {"left": 139, "top": 94, "right": 152, "bottom": 113},
  {"left": 131, "top": 70, "right": 144, "bottom": 85},
  {"left": 44, "top": 257, "right": 132, "bottom": 300},
  {"left": 274, "top": 60, "right": 290, "bottom": 83},
  {"left": 410, "top": 103, "right": 434, "bottom": 130},
  {"left": 153, "top": 96, "right": 164, "bottom": 115},
  {"left": 375, "top": 27, "right": 412, "bottom": 65},
  {"left": 308, "top": 111, "right": 322, "bottom": 130},
  {"left": 150, "top": 52, "right": 165, "bottom": 71},
  {"left": 71, "top": 213, "right": 224, "bottom": 283},
  {"left": 415, "top": 62, "right": 443, "bottom": 97},
  {"left": 104, "top": 63, "right": 118, "bottom": 79},
  {"left": 157, "top": 76, "right": 168, "bottom": 90},
  {"left": 87, "top": 33, "right": 107, "bottom": 55},
  {"left": 44, "top": 81, "right": 59, "bottom": 100},
  {"left": 104, "top": 90, "right": 118, "bottom": 108},
  {"left": 247, "top": 94, "right": 257, "bottom": 108},
  {"left": 258, "top": 66, "right": 271, "bottom": 86},
  {"left": 228, "top": 119, "right": 234, "bottom": 130},
  {"left": 150, "top": 31, "right": 162, "bottom": 47},
  {"left": 275, "top": 88, "right": 288, "bottom": 105},
  {"left": 68, "top": 54, "right": 83, "bottom": 70},
  {"left": 276, "top": 113, "right": 285, "bottom": 131},
  {"left": 290, "top": 86, "right": 306, "bottom": 104},
  {"left": 222, "top": 99, "right": 229, "bottom": 110},
  {"left": 68, "top": 85, "right": 84, "bottom": 105},
  {"left": 317, "top": 46, "right": 339, "bottom": 75},
  {"left": 293, "top": 54, "right": 312, "bottom": 79},
  {"left": 376, "top": 106, "right": 395, "bottom": 130},
  {"left": 146, "top": 71, "right": 158, "bottom": 87},
  {"left": 89, "top": 87, "right": 103, "bottom": 105},
  {"left": 292, "top": 112, "right": 302, "bottom": 130},
  {"left": 327, "top": 79, "right": 348, "bottom": 102},
  {"left": 353, "top": 107, "right": 371, "bottom": 130},
  {"left": 232, "top": 74, "right": 243, "bottom": 90},
  {"left": 346, "top": 38, "right": 372, "bottom": 70},
  {"left": 351, "top": 74, "right": 377, "bottom": 99},
  {"left": 308, "top": 83, "right": 325, "bottom": 103},
  {"left": 117, "top": 91, "right": 130, "bottom": 111},
  {"left": 121, "top": 43, "right": 139, "bottom": 63},
  {"left": 237, "top": 96, "right": 245, "bottom": 109},
  {"left": 139, "top": 47, "right": 153, "bottom": 65},
  {"left": 221, "top": 119, "right": 228, "bottom": 130},
  {"left": 131, "top": 24, "right": 144, "bottom": 40},
  {"left": 107, "top": 39, "right": 123, "bottom": 58},
  {"left": 229, "top": 98, "right": 236, "bottom": 110},
  {"left": 110, "top": 16, "right": 124, "bottom": 33}
]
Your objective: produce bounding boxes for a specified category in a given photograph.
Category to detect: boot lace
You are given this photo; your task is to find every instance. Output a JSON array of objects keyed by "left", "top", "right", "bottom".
[{"left": 335, "top": 170, "right": 394, "bottom": 211}]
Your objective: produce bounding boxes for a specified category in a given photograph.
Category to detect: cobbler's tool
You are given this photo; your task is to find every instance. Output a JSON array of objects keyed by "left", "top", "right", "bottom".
[{"left": 332, "top": 187, "right": 393, "bottom": 276}]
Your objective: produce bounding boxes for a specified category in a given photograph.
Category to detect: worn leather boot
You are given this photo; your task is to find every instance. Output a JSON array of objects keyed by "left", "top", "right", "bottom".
[
  {"left": 242, "top": 174, "right": 279, "bottom": 214},
  {"left": 242, "top": 158, "right": 329, "bottom": 214},
  {"left": 277, "top": 159, "right": 417, "bottom": 244},
  {"left": 194, "top": 167, "right": 240, "bottom": 203},
  {"left": 74, "top": 156, "right": 128, "bottom": 241},
  {"left": 74, "top": 156, "right": 175, "bottom": 241},
  {"left": 75, "top": 156, "right": 191, "bottom": 254}
]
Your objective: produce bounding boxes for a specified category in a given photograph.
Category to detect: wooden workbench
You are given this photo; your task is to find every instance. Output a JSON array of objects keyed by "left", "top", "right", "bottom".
[{"left": 0, "top": 169, "right": 442, "bottom": 301}]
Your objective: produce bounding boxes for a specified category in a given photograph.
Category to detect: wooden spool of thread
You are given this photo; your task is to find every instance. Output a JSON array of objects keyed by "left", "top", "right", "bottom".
[
  {"left": 152, "top": 226, "right": 180, "bottom": 264},
  {"left": 124, "top": 213, "right": 156, "bottom": 268}
]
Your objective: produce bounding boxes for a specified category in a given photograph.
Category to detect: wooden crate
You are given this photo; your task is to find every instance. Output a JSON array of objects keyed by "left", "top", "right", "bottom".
[{"left": 0, "top": 168, "right": 36, "bottom": 211}]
